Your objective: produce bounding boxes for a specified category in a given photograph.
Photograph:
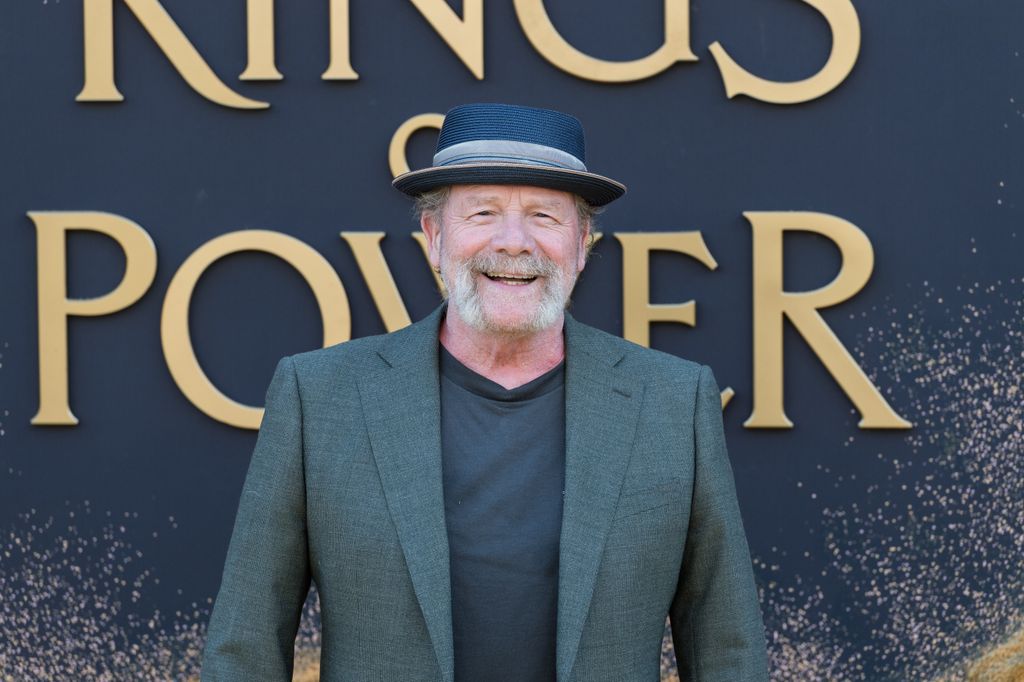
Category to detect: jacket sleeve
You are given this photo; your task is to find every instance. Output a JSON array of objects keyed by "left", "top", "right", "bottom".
[
  {"left": 670, "top": 365, "right": 769, "bottom": 681},
  {"left": 202, "top": 356, "right": 311, "bottom": 681}
]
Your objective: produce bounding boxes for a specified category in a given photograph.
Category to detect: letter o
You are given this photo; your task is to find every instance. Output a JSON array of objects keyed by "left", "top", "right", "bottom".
[
  {"left": 388, "top": 113, "right": 445, "bottom": 178},
  {"left": 161, "top": 230, "right": 350, "bottom": 429}
]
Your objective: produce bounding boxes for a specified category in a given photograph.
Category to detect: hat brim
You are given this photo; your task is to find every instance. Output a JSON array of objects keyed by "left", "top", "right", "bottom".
[{"left": 392, "top": 163, "right": 626, "bottom": 207}]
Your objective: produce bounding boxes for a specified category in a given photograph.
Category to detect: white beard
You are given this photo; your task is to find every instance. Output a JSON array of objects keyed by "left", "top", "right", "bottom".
[{"left": 440, "top": 247, "right": 578, "bottom": 336}]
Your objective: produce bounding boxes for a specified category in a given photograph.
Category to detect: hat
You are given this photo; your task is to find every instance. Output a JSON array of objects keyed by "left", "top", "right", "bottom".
[{"left": 392, "top": 103, "right": 626, "bottom": 207}]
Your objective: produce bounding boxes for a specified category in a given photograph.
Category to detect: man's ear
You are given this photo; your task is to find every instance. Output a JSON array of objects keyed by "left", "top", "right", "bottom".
[{"left": 420, "top": 212, "right": 442, "bottom": 270}]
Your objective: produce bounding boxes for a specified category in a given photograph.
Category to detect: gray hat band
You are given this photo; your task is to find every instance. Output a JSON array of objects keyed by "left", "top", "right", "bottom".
[{"left": 432, "top": 140, "right": 587, "bottom": 172}]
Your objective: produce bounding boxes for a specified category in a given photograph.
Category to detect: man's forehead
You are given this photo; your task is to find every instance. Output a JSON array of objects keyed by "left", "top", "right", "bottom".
[{"left": 450, "top": 184, "right": 576, "bottom": 208}]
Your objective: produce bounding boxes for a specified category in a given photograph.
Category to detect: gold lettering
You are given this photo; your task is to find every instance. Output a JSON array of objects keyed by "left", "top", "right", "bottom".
[
  {"left": 78, "top": 0, "right": 268, "bottom": 109},
  {"left": 240, "top": 0, "right": 283, "bottom": 80},
  {"left": 616, "top": 232, "right": 717, "bottom": 347},
  {"left": 709, "top": 0, "right": 860, "bottom": 104},
  {"left": 616, "top": 232, "right": 736, "bottom": 411},
  {"left": 28, "top": 211, "right": 158, "bottom": 426},
  {"left": 514, "top": 0, "right": 696, "bottom": 82},
  {"left": 340, "top": 232, "right": 412, "bottom": 331},
  {"left": 389, "top": 113, "right": 445, "bottom": 178},
  {"left": 323, "top": 0, "right": 359, "bottom": 80},
  {"left": 409, "top": 0, "right": 484, "bottom": 79},
  {"left": 721, "top": 387, "right": 735, "bottom": 409},
  {"left": 79, "top": 0, "right": 123, "bottom": 101},
  {"left": 161, "top": 230, "right": 349, "bottom": 429},
  {"left": 745, "top": 211, "right": 910, "bottom": 428}
]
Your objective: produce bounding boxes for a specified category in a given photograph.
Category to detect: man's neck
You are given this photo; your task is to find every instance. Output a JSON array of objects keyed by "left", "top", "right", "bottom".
[{"left": 438, "top": 310, "right": 566, "bottom": 390}]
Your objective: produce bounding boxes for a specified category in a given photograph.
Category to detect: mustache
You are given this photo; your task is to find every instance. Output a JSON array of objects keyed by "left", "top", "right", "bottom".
[{"left": 463, "top": 252, "right": 561, "bottom": 278}]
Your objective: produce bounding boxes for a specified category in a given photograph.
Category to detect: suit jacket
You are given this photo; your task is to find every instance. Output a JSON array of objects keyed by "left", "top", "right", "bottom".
[{"left": 202, "top": 305, "right": 768, "bottom": 681}]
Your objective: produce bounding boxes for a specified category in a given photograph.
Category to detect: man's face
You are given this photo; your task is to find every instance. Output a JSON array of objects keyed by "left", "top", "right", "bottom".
[{"left": 422, "top": 184, "right": 590, "bottom": 337}]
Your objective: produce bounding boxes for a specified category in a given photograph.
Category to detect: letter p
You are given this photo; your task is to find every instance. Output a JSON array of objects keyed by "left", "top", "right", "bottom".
[{"left": 29, "top": 211, "right": 157, "bottom": 425}]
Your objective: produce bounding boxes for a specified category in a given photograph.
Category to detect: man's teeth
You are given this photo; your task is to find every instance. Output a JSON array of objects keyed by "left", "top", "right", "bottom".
[{"left": 484, "top": 272, "right": 538, "bottom": 283}]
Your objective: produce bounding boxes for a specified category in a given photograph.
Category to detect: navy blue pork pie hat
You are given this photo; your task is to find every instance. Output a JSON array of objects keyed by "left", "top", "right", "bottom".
[{"left": 392, "top": 103, "right": 626, "bottom": 207}]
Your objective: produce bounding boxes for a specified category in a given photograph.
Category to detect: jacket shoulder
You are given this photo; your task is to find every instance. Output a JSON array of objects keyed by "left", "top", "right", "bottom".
[
  {"left": 277, "top": 333, "right": 397, "bottom": 405},
  {"left": 570, "top": 317, "right": 706, "bottom": 385},
  {"left": 284, "top": 305, "right": 443, "bottom": 385},
  {"left": 288, "top": 331, "right": 389, "bottom": 375}
]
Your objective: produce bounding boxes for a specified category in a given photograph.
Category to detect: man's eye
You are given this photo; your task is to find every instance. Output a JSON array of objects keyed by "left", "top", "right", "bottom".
[{"left": 474, "top": 210, "right": 494, "bottom": 217}]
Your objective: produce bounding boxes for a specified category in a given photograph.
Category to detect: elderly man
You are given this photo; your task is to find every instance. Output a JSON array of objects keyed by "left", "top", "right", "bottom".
[{"left": 202, "top": 103, "right": 768, "bottom": 681}]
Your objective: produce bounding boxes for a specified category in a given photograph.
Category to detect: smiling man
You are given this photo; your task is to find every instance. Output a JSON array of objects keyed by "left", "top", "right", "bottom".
[
  {"left": 423, "top": 184, "right": 587, "bottom": 386},
  {"left": 202, "top": 103, "right": 769, "bottom": 681}
]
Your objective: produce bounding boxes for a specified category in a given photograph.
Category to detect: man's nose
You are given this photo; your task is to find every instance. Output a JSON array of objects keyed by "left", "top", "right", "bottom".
[{"left": 490, "top": 212, "right": 534, "bottom": 255}]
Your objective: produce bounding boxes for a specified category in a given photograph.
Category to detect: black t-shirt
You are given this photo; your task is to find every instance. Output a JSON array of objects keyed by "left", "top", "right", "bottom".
[{"left": 439, "top": 346, "right": 566, "bottom": 682}]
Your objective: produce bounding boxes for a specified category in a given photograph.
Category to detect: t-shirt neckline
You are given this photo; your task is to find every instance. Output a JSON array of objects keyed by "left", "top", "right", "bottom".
[{"left": 439, "top": 345, "right": 565, "bottom": 402}]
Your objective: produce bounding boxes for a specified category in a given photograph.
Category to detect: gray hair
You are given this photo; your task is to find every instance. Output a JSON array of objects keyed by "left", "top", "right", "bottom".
[{"left": 413, "top": 186, "right": 452, "bottom": 226}]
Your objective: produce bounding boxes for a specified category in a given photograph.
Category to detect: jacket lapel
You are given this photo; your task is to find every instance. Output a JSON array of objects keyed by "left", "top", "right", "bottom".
[
  {"left": 357, "top": 306, "right": 454, "bottom": 682},
  {"left": 357, "top": 308, "right": 643, "bottom": 682},
  {"left": 557, "top": 315, "right": 645, "bottom": 681}
]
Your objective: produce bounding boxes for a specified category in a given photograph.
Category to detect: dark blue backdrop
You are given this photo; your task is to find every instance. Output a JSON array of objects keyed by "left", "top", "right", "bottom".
[{"left": 2, "top": 1, "right": 1022, "bottom": 679}]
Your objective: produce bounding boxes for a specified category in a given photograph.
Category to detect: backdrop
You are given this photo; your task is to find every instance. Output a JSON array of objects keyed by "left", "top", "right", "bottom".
[{"left": 1, "top": 1, "right": 1022, "bottom": 679}]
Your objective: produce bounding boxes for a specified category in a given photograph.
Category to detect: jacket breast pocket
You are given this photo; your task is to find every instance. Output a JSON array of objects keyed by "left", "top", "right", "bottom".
[{"left": 613, "top": 479, "right": 681, "bottom": 521}]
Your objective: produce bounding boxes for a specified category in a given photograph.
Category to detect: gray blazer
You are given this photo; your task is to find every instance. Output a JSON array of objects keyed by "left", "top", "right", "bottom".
[{"left": 202, "top": 306, "right": 768, "bottom": 681}]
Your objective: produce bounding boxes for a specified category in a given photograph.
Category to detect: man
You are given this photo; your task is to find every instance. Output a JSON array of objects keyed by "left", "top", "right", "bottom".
[{"left": 202, "top": 103, "right": 768, "bottom": 681}]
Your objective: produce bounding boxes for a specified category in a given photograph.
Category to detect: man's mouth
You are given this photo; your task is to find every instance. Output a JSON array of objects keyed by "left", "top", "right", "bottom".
[{"left": 482, "top": 272, "right": 539, "bottom": 285}]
